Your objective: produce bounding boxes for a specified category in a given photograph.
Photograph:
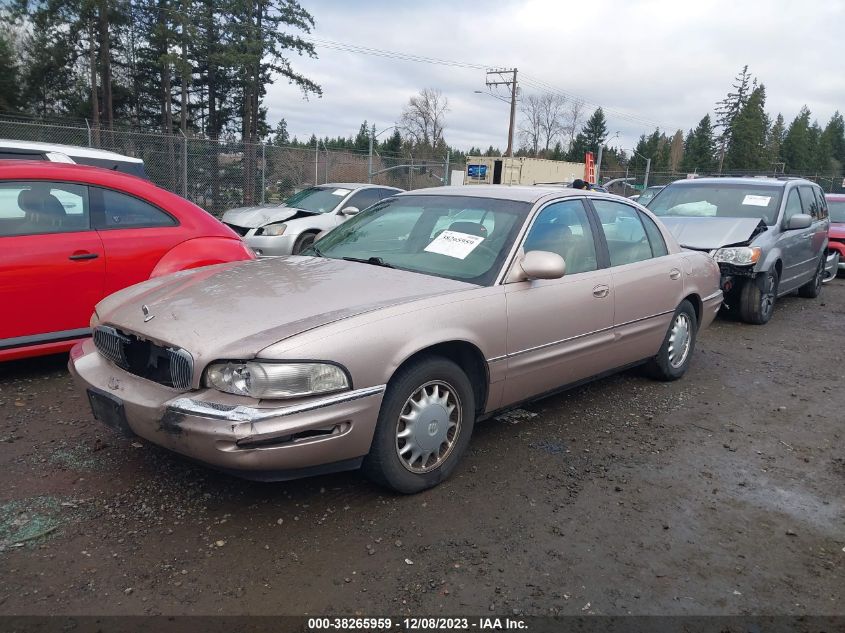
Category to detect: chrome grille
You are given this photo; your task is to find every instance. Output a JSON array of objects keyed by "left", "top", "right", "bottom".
[
  {"left": 167, "top": 347, "right": 193, "bottom": 390},
  {"left": 93, "top": 326, "right": 130, "bottom": 368},
  {"left": 92, "top": 325, "right": 193, "bottom": 390}
]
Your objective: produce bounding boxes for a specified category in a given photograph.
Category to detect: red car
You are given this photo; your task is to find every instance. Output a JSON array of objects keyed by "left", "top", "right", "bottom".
[
  {"left": 826, "top": 193, "right": 845, "bottom": 281},
  {"left": 0, "top": 161, "right": 255, "bottom": 361}
]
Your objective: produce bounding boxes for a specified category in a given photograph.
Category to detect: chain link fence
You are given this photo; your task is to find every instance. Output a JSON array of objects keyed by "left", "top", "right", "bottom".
[{"left": 0, "top": 115, "right": 450, "bottom": 216}]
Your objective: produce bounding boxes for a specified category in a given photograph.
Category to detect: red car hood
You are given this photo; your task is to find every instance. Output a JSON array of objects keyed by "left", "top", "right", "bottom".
[{"left": 829, "top": 222, "right": 845, "bottom": 239}]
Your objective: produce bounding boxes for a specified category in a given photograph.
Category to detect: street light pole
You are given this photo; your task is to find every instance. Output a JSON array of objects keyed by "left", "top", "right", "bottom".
[{"left": 368, "top": 123, "right": 375, "bottom": 184}]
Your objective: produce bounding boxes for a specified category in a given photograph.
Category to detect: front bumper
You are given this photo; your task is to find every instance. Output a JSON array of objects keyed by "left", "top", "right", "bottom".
[
  {"left": 242, "top": 233, "right": 298, "bottom": 257},
  {"left": 68, "top": 339, "right": 385, "bottom": 480}
]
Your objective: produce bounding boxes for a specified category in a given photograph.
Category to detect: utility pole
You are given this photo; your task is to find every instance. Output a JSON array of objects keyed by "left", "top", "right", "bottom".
[
  {"left": 368, "top": 123, "right": 375, "bottom": 184},
  {"left": 485, "top": 68, "right": 518, "bottom": 158}
]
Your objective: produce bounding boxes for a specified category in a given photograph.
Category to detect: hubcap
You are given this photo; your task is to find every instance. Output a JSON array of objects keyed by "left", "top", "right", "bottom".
[
  {"left": 395, "top": 381, "right": 461, "bottom": 474},
  {"left": 667, "top": 313, "right": 692, "bottom": 368}
]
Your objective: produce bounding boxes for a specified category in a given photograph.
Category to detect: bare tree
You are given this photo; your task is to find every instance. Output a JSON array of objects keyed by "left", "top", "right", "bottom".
[
  {"left": 669, "top": 129, "right": 685, "bottom": 171},
  {"left": 539, "top": 93, "right": 567, "bottom": 153},
  {"left": 518, "top": 94, "right": 542, "bottom": 156},
  {"left": 400, "top": 88, "right": 449, "bottom": 148},
  {"left": 562, "top": 99, "right": 586, "bottom": 151}
]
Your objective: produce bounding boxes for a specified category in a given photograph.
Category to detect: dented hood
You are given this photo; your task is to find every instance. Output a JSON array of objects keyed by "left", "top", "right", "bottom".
[
  {"left": 658, "top": 216, "right": 767, "bottom": 250},
  {"left": 221, "top": 204, "right": 312, "bottom": 228},
  {"left": 95, "top": 257, "right": 473, "bottom": 370}
]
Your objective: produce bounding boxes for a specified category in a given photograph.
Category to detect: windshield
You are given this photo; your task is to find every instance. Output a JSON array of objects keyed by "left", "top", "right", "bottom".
[
  {"left": 829, "top": 200, "right": 845, "bottom": 223},
  {"left": 304, "top": 195, "right": 529, "bottom": 286},
  {"left": 637, "top": 187, "right": 662, "bottom": 205},
  {"left": 283, "top": 186, "right": 352, "bottom": 213},
  {"left": 648, "top": 183, "right": 783, "bottom": 225}
]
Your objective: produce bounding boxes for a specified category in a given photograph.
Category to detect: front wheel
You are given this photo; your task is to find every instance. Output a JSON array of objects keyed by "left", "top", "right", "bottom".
[
  {"left": 739, "top": 268, "right": 779, "bottom": 325},
  {"left": 292, "top": 232, "right": 317, "bottom": 255},
  {"left": 363, "top": 356, "right": 475, "bottom": 494},
  {"left": 644, "top": 300, "right": 698, "bottom": 381}
]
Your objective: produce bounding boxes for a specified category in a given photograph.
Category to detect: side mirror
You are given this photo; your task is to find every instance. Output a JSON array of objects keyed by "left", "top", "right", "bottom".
[
  {"left": 786, "top": 213, "right": 811, "bottom": 230},
  {"left": 519, "top": 250, "right": 566, "bottom": 280},
  {"left": 340, "top": 206, "right": 360, "bottom": 216}
]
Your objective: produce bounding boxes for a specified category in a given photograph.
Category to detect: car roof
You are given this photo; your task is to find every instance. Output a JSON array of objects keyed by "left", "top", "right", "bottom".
[
  {"left": 398, "top": 185, "right": 622, "bottom": 204},
  {"left": 667, "top": 177, "right": 815, "bottom": 187},
  {"left": 314, "top": 182, "right": 403, "bottom": 191},
  {"left": 0, "top": 139, "right": 144, "bottom": 163}
]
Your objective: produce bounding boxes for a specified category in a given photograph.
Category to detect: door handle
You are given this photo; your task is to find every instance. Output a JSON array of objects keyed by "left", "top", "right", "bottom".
[
  {"left": 592, "top": 284, "right": 610, "bottom": 298},
  {"left": 69, "top": 252, "right": 99, "bottom": 261},
  {"left": 669, "top": 268, "right": 681, "bottom": 280}
]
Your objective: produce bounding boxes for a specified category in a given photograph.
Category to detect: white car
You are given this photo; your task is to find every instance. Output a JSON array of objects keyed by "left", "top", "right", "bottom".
[
  {"left": 222, "top": 183, "right": 403, "bottom": 256},
  {"left": 0, "top": 139, "right": 146, "bottom": 179}
]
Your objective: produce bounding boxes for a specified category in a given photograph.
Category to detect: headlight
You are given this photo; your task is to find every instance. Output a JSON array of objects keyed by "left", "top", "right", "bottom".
[
  {"left": 713, "top": 246, "right": 761, "bottom": 266},
  {"left": 204, "top": 361, "right": 350, "bottom": 399},
  {"left": 262, "top": 223, "right": 287, "bottom": 236}
]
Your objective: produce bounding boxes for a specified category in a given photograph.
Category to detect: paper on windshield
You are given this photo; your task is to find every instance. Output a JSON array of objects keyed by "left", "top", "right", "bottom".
[
  {"left": 742, "top": 194, "right": 771, "bottom": 207},
  {"left": 424, "top": 230, "right": 485, "bottom": 259},
  {"left": 332, "top": 188, "right": 351, "bottom": 196}
]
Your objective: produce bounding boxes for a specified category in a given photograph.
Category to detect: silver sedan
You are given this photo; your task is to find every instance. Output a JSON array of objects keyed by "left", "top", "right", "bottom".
[{"left": 222, "top": 183, "right": 403, "bottom": 256}]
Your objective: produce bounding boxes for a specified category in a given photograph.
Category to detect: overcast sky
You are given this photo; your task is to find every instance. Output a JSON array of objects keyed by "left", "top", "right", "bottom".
[{"left": 267, "top": 0, "right": 844, "bottom": 154}]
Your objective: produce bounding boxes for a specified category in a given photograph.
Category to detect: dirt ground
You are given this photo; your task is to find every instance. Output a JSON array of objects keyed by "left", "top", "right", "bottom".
[{"left": 0, "top": 281, "right": 843, "bottom": 617}]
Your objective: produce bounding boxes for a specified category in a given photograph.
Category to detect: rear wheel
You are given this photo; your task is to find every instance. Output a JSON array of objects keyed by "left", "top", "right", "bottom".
[
  {"left": 363, "top": 356, "right": 475, "bottom": 494},
  {"left": 292, "top": 232, "right": 317, "bottom": 255},
  {"left": 798, "top": 256, "right": 824, "bottom": 298},
  {"left": 645, "top": 300, "right": 697, "bottom": 381},
  {"left": 739, "top": 268, "right": 778, "bottom": 325}
]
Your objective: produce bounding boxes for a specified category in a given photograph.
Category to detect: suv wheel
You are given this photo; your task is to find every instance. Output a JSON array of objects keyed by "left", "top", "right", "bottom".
[
  {"left": 739, "top": 268, "right": 779, "bottom": 325},
  {"left": 798, "top": 257, "right": 824, "bottom": 298}
]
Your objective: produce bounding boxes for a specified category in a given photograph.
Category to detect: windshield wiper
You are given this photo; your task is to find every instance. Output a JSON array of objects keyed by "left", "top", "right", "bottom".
[{"left": 341, "top": 256, "right": 395, "bottom": 269}]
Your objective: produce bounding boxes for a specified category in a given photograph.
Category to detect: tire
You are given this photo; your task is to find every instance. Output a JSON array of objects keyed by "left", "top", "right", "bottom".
[
  {"left": 363, "top": 356, "right": 476, "bottom": 494},
  {"left": 798, "top": 256, "right": 824, "bottom": 298},
  {"left": 292, "top": 232, "right": 317, "bottom": 255},
  {"left": 738, "top": 268, "right": 779, "bottom": 325},
  {"left": 644, "top": 300, "right": 698, "bottom": 381}
]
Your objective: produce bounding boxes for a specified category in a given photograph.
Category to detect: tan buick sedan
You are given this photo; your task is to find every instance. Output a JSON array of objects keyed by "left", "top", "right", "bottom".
[{"left": 70, "top": 186, "right": 722, "bottom": 493}]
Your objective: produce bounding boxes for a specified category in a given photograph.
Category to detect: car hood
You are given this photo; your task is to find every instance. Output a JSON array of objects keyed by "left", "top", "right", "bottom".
[
  {"left": 222, "top": 204, "right": 316, "bottom": 228},
  {"left": 658, "top": 217, "right": 767, "bottom": 250},
  {"left": 95, "top": 257, "right": 474, "bottom": 372}
]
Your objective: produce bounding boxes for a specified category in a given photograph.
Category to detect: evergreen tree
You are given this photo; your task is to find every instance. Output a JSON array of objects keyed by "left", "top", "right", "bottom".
[
  {"left": 725, "top": 84, "right": 769, "bottom": 171},
  {"left": 272, "top": 118, "right": 290, "bottom": 145},
  {"left": 823, "top": 111, "right": 845, "bottom": 165},
  {"left": 353, "top": 121, "right": 369, "bottom": 152},
  {"left": 766, "top": 113, "right": 786, "bottom": 170},
  {"left": 0, "top": 29, "right": 22, "bottom": 112},
  {"left": 582, "top": 107, "right": 608, "bottom": 151},
  {"left": 782, "top": 106, "right": 813, "bottom": 172},
  {"left": 681, "top": 115, "right": 716, "bottom": 172},
  {"left": 715, "top": 65, "right": 755, "bottom": 171},
  {"left": 380, "top": 129, "right": 403, "bottom": 155}
]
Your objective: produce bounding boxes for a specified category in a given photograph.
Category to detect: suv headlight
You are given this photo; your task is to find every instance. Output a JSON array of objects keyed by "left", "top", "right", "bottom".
[
  {"left": 713, "top": 246, "right": 761, "bottom": 266},
  {"left": 205, "top": 361, "right": 350, "bottom": 399},
  {"left": 262, "top": 223, "right": 287, "bottom": 236}
]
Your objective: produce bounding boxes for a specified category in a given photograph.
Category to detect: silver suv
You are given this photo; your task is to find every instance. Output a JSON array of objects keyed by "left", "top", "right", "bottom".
[{"left": 647, "top": 177, "right": 829, "bottom": 324}]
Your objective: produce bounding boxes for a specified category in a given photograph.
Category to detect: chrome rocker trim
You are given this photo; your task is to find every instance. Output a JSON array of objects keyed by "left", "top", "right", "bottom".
[{"left": 167, "top": 385, "right": 387, "bottom": 423}]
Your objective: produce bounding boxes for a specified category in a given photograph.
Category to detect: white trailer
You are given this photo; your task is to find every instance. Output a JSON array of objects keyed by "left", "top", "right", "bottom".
[{"left": 464, "top": 156, "right": 586, "bottom": 186}]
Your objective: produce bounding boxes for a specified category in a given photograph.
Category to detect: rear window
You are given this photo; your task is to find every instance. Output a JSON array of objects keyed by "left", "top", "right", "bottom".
[{"left": 649, "top": 183, "right": 783, "bottom": 225}]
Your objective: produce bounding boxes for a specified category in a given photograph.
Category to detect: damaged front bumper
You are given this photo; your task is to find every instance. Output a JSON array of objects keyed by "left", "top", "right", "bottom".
[
  {"left": 68, "top": 339, "right": 385, "bottom": 480},
  {"left": 242, "top": 233, "right": 299, "bottom": 257},
  {"left": 823, "top": 249, "right": 841, "bottom": 282}
]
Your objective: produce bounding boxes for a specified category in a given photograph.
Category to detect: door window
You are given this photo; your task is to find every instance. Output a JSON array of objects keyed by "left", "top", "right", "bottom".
[
  {"left": 0, "top": 181, "right": 89, "bottom": 236},
  {"left": 96, "top": 188, "right": 176, "bottom": 229},
  {"left": 592, "top": 199, "right": 652, "bottom": 266},
  {"left": 782, "top": 189, "right": 804, "bottom": 225},
  {"left": 638, "top": 211, "right": 669, "bottom": 257},
  {"left": 812, "top": 187, "right": 828, "bottom": 219},
  {"left": 522, "top": 200, "right": 597, "bottom": 274},
  {"left": 344, "top": 188, "right": 382, "bottom": 212},
  {"left": 798, "top": 186, "right": 819, "bottom": 219}
]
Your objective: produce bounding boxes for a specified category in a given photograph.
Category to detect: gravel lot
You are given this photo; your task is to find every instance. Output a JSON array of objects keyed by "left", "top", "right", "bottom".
[{"left": 1, "top": 281, "right": 843, "bottom": 616}]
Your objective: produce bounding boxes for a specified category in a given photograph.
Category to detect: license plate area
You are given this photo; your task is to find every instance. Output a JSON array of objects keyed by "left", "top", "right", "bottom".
[{"left": 87, "top": 388, "right": 134, "bottom": 437}]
